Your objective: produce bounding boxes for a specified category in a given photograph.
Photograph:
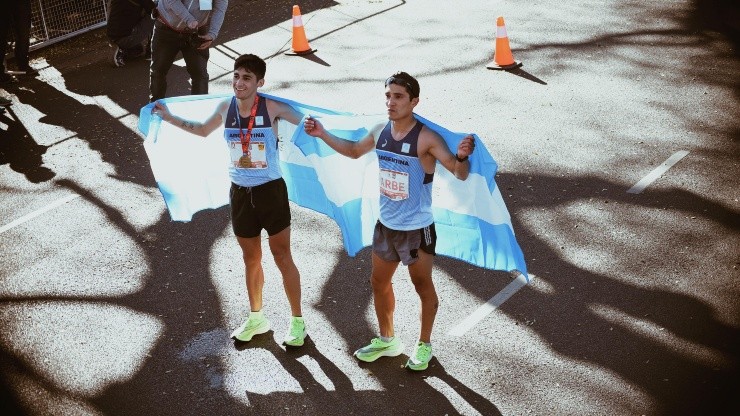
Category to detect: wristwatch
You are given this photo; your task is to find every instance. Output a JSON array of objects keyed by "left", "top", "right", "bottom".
[{"left": 455, "top": 153, "right": 469, "bottom": 162}]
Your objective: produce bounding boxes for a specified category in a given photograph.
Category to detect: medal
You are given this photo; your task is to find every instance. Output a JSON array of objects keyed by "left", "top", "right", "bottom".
[{"left": 236, "top": 94, "right": 260, "bottom": 168}]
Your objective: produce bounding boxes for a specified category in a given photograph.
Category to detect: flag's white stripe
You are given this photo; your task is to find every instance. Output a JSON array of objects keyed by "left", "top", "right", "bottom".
[
  {"left": 139, "top": 94, "right": 528, "bottom": 274},
  {"left": 434, "top": 169, "right": 514, "bottom": 226}
]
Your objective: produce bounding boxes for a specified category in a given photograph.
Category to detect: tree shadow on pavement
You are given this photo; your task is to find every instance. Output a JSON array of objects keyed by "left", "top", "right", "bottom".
[
  {"left": 3, "top": 1, "right": 738, "bottom": 415},
  {"left": 11, "top": 77, "right": 152, "bottom": 186},
  {"left": 457, "top": 171, "right": 738, "bottom": 415}
]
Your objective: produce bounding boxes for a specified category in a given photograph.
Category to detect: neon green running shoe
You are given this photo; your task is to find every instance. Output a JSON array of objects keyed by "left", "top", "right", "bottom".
[
  {"left": 230, "top": 314, "right": 270, "bottom": 342},
  {"left": 283, "top": 316, "right": 306, "bottom": 347},
  {"left": 354, "top": 337, "right": 404, "bottom": 362},
  {"left": 405, "top": 342, "right": 433, "bottom": 371}
]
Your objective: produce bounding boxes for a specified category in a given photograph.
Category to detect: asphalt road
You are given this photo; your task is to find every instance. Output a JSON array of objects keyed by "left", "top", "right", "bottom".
[{"left": 1, "top": 0, "right": 738, "bottom": 415}]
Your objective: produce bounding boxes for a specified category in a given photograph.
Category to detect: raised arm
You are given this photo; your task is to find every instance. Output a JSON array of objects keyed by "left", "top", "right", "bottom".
[
  {"left": 266, "top": 99, "right": 304, "bottom": 127},
  {"left": 152, "top": 99, "right": 228, "bottom": 137},
  {"left": 426, "top": 130, "right": 475, "bottom": 180},
  {"left": 303, "top": 116, "right": 378, "bottom": 159}
]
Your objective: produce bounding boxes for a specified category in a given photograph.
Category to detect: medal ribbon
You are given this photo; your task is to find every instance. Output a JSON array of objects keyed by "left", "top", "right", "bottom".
[{"left": 237, "top": 94, "right": 260, "bottom": 155}]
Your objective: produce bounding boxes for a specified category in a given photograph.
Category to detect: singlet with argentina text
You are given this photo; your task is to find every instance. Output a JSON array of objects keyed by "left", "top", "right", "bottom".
[
  {"left": 223, "top": 95, "right": 282, "bottom": 187},
  {"left": 375, "top": 120, "right": 434, "bottom": 231}
]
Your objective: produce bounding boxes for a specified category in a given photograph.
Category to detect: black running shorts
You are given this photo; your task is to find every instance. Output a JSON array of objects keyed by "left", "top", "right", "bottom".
[{"left": 230, "top": 178, "right": 291, "bottom": 238}]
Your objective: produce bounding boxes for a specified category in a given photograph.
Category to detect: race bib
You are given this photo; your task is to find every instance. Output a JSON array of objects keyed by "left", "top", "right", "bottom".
[
  {"left": 229, "top": 141, "right": 268, "bottom": 169},
  {"left": 379, "top": 168, "right": 409, "bottom": 200}
]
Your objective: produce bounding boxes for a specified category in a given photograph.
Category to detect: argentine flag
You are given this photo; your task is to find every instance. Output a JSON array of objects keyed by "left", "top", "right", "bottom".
[{"left": 138, "top": 94, "right": 528, "bottom": 278}]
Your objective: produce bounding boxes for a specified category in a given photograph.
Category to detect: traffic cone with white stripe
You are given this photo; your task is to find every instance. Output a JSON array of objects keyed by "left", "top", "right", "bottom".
[
  {"left": 487, "top": 16, "right": 522, "bottom": 70},
  {"left": 286, "top": 5, "right": 317, "bottom": 56}
]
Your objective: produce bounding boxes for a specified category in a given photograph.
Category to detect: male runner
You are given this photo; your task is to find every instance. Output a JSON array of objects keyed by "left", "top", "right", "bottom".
[
  {"left": 303, "top": 71, "right": 475, "bottom": 370},
  {"left": 153, "top": 54, "right": 308, "bottom": 347}
]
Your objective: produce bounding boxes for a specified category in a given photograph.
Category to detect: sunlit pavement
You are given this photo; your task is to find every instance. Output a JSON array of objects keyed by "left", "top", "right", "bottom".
[{"left": 1, "top": 1, "right": 738, "bottom": 415}]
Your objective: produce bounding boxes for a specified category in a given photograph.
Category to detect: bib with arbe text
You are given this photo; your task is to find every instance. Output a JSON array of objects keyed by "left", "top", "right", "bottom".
[{"left": 379, "top": 168, "right": 409, "bottom": 200}]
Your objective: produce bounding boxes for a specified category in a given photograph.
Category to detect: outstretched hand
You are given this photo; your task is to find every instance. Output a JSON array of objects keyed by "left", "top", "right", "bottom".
[
  {"left": 303, "top": 116, "right": 327, "bottom": 138},
  {"left": 152, "top": 101, "right": 172, "bottom": 122},
  {"left": 457, "top": 134, "right": 476, "bottom": 159}
]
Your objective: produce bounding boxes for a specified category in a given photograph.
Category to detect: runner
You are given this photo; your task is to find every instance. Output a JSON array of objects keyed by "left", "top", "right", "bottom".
[
  {"left": 153, "top": 54, "right": 308, "bottom": 347},
  {"left": 303, "top": 71, "right": 476, "bottom": 370}
]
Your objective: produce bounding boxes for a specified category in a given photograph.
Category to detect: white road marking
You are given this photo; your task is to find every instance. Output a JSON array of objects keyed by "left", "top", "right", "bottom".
[
  {"left": 0, "top": 194, "right": 80, "bottom": 235},
  {"left": 448, "top": 272, "right": 532, "bottom": 337},
  {"left": 348, "top": 40, "right": 410, "bottom": 67},
  {"left": 627, "top": 150, "right": 689, "bottom": 194}
]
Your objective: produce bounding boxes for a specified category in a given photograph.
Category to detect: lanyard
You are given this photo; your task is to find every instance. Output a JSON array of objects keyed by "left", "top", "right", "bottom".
[{"left": 236, "top": 94, "right": 260, "bottom": 154}]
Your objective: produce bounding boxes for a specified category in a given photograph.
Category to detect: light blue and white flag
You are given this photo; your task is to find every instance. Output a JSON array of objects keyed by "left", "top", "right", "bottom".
[{"left": 138, "top": 94, "right": 528, "bottom": 277}]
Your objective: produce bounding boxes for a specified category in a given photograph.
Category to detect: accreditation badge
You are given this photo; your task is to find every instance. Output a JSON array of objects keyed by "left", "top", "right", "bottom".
[{"left": 246, "top": 143, "right": 268, "bottom": 169}]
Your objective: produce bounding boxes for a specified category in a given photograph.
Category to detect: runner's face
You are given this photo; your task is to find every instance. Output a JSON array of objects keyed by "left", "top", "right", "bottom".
[
  {"left": 233, "top": 68, "right": 263, "bottom": 99},
  {"left": 385, "top": 84, "right": 417, "bottom": 120}
]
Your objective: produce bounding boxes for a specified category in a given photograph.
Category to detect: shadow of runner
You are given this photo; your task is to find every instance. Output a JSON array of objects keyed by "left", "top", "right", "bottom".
[
  {"left": 0, "top": 106, "right": 56, "bottom": 183},
  {"left": 232, "top": 331, "right": 503, "bottom": 415},
  {"left": 310, "top": 251, "right": 505, "bottom": 415}
]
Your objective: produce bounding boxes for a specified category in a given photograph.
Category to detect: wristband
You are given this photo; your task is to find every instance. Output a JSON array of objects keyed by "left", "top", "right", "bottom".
[{"left": 455, "top": 153, "right": 469, "bottom": 162}]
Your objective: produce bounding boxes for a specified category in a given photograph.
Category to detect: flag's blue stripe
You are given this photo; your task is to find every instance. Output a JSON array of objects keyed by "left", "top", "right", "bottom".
[
  {"left": 281, "top": 161, "right": 366, "bottom": 256},
  {"left": 414, "top": 115, "right": 498, "bottom": 192},
  {"left": 137, "top": 94, "right": 528, "bottom": 277},
  {"left": 433, "top": 208, "right": 528, "bottom": 277}
]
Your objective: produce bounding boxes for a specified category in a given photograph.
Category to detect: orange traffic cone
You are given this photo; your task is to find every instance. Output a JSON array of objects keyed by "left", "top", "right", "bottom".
[
  {"left": 286, "top": 5, "right": 317, "bottom": 56},
  {"left": 487, "top": 16, "right": 522, "bottom": 70}
]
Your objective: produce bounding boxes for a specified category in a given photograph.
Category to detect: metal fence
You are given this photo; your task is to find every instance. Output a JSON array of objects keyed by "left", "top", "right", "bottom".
[{"left": 29, "top": 0, "right": 109, "bottom": 51}]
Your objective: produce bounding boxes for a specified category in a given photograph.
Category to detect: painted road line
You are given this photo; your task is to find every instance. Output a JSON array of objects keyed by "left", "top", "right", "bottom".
[
  {"left": 448, "top": 272, "right": 532, "bottom": 337},
  {"left": 0, "top": 194, "right": 80, "bottom": 235},
  {"left": 348, "top": 40, "right": 410, "bottom": 67},
  {"left": 627, "top": 150, "right": 689, "bottom": 194}
]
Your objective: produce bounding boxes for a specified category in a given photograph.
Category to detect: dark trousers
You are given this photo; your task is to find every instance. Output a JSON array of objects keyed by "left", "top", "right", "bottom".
[
  {"left": 0, "top": 0, "right": 32, "bottom": 71},
  {"left": 112, "top": 15, "right": 155, "bottom": 52},
  {"left": 149, "top": 21, "right": 209, "bottom": 102}
]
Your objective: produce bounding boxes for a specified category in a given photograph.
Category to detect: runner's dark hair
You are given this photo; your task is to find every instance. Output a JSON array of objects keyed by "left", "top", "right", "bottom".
[
  {"left": 385, "top": 71, "right": 420, "bottom": 99},
  {"left": 234, "top": 54, "right": 266, "bottom": 80}
]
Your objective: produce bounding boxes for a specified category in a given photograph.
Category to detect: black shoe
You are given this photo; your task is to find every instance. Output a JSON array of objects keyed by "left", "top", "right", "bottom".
[
  {"left": 113, "top": 47, "right": 125, "bottom": 67},
  {"left": 0, "top": 73, "right": 18, "bottom": 84},
  {"left": 0, "top": 96, "right": 11, "bottom": 106}
]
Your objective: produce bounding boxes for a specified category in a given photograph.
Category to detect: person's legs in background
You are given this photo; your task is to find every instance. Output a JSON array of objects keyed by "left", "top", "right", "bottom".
[
  {"left": 0, "top": 0, "right": 18, "bottom": 84},
  {"left": 181, "top": 43, "right": 209, "bottom": 95},
  {"left": 116, "top": 16, "right": 155, "bottom": 60},
  {"left": 148, "top": 23, "right": 182, "bottom": 102},
  {"left": 11, "top": 0, "right": 36, "bottom": 75}
]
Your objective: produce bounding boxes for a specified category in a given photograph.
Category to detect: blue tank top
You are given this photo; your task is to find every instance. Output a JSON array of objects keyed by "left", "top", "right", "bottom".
[
  {"left": 223, "top": 95, "right": 282, "bottom": 187},
  {"left": 376, "top": 120, "right": 434, "bottom": 230}
]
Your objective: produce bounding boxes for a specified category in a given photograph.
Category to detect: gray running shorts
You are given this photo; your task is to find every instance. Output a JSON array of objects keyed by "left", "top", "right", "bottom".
[{"left": 372, "top": 221, "right": 436, "bottom": 265}]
